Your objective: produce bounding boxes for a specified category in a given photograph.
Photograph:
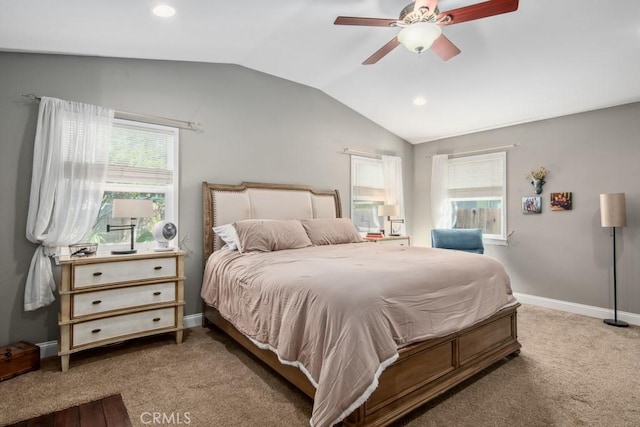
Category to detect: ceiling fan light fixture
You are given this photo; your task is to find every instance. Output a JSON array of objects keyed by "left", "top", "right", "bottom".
[{"left": 398, "top": 22, "right": 442, "bottom": 53}]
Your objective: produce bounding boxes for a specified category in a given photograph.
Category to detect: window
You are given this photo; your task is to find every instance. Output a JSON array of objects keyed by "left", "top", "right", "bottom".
[
  {"left": 86, "top": 119, "right": 179, "bottom": 251},
  {"left": 447, "top": 152, "right": 506, "bottom": 242},
  {"left": 351, "top": 156, "right": 385, "bottom": 233}
]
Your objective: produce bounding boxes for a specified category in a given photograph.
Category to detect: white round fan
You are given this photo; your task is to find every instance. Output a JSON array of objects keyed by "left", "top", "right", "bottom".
[{"left": 153, "top": 221, "right": 177, "bottom": 251}]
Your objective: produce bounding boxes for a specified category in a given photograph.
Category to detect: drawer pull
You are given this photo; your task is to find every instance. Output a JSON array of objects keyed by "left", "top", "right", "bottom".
[
  {"left": 91, "top": 328, "right": 101, "bottom": 334},
  {"left": 154, "top": 266, "right": 163, "bottom": 270},
  {"left": 153, "top": 317, "right": 161, "bottom": 322},
  {"left": 153, "top": 291, "right": 162, "bottom": 296},
  {"left": 92, "top": 272, "right": 103, "bottom": 277},
  {"left": 92, "top": 300, "right": 102, "bottom": 305}
]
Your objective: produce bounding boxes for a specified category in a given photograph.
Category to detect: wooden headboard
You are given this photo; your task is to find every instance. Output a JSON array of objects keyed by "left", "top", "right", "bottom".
[{"left": 202, "top": 181, "right": 342, "bottom": 261}]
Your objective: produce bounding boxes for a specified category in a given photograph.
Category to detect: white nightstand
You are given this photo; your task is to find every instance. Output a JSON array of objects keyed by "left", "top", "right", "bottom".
[
  {"left": 57, "top": 250, "right": 185, "bottom": 371},
  {"left": 365, "top": 236, "right": 411, "bottom": 246}
]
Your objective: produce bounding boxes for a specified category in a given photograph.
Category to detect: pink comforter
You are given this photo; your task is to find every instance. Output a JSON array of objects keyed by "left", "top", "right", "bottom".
[{"left": 201, "top": 243, "right": 516, "bottom": 426}]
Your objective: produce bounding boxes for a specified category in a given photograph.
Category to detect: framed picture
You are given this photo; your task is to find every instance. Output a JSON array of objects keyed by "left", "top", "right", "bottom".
[
  {"left": 550, "top": 192, "right": 572, "bottom": 211},
  {"left": 522, "top": 196, "right": 542, "bottom": 214}
]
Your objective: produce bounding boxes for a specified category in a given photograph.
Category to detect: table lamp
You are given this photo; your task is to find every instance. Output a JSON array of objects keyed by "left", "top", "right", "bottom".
[
  {"left": 107, "top": 199, "right": 154, "bottom": 254},
  {"left": 378, "top": 204, "right": 400, "bottom": 236}
]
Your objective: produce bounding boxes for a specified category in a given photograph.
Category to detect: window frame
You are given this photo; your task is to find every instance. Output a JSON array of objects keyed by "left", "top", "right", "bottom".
[
  {"left": 350, "top": 155, "right": 386, "bottom": 234},
  {"left": 446, "top": 152, "right": 507, "bottom": 245},
  {"left": 90, "top": 119, "right": 180, "bottom": 252}
]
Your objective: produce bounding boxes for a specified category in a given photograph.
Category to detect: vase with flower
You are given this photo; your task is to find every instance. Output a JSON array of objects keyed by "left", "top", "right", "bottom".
[{"left": 526, "top": 167, "right": 548, "bottom": 194}]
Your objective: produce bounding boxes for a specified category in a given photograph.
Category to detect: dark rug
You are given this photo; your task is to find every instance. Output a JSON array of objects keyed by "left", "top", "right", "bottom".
[{"left": 3, "top": 394, "right": 131, "bottom": 427}]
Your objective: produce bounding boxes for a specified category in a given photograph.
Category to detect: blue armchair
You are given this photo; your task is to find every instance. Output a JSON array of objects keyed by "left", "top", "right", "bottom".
[{"left": 431, "top": 228, "right": 484, "bottom": 254}]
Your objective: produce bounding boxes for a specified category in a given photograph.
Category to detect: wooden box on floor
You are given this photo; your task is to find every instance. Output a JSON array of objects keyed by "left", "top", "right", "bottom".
[{"left": 0, "top": 341, "right": 40, "bottom": 381}]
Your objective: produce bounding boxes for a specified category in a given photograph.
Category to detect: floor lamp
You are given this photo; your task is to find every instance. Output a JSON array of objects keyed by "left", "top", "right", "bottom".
[{"left": 600, "top": 193, "right": 628, "bottom": 327}]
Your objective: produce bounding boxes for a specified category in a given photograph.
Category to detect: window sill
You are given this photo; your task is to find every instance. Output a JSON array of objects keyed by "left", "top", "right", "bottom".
[{"left": 483, "top": 237, "right": 508, "bottom": 246}]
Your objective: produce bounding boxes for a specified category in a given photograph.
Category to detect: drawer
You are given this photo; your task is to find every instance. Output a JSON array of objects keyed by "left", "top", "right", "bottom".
[
  {"left": 377, "top": 238, "right": 409, "bottom": 246},
  {"left": 369, "top": 340, "right": 454, "bottom": 410},
  {"left": 72, "top": 307, "right": 176, "bottom": 347},
  {"left": 72, "top": 282, "right": 176, "bottom": 318},
  {"left": 74, "top": 257, "right": 177, "bottom": 289},
  {"left": 459, "top": 315, "right": 513, "bottom": 365}
]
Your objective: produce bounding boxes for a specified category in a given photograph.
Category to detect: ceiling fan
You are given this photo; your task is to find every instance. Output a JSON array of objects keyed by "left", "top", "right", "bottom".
[{"left": 334, "top": 0, "right": 519, "bottom": 64}]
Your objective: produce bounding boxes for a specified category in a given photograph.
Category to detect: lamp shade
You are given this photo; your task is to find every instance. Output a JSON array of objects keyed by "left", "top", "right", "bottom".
[
  {"left": 112, "top": 199, "right": 154, "bottom": 219},
  {"left": 378, "top": 204, "right": 400, "bottom": 217},
  {"left": 397, "top": 22, "right": 442, "bottom": 53},
  {"left": 600, "top": 193, "right": 626, "bottom": 227}
]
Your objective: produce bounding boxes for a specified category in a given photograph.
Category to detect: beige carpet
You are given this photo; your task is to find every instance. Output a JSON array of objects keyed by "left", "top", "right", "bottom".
[{"left": 1, "top": 305, "right": 638, "bottom": 427}]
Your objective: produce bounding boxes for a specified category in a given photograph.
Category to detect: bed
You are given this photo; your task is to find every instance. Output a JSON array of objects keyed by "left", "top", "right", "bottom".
[{"left": 201, "top": 181, "right": 521, "bottom": 427}]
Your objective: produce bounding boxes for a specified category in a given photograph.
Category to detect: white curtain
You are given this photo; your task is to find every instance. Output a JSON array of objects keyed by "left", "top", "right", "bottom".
[
  {"left": 24, "top": 97, "right": 114, "bottom": 311},
  {"left": 381, "top": 155, "right": 405, "bottom": 235},
  {"left": 430, "top": 154, "right": 451, "bottom": 229}
]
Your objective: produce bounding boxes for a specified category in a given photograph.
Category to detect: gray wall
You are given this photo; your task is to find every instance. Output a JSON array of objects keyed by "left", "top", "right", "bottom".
[
  {"left": 413, "top": 103, "right": 640, "bottom": 315},
  {"left": 0, "top": 52, "right": 413, "bottom": 344}
]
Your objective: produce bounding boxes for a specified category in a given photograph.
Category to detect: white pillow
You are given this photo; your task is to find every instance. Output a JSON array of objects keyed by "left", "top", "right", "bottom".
[{"left": 213, "top": 224, "right": 240, "bottom": 251}]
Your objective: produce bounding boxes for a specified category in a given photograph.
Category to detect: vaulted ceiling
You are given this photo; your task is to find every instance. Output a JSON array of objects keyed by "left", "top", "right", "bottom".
[{"left": 2, "top": 0, "right": 640, "bottom": 143}]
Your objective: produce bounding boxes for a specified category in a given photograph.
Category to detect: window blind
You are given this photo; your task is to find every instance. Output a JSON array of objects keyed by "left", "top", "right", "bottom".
[
  {"left": 448, "top": 153, "right": 505, "bottom": 198},
  {"left": 106, "top": 120, "right": 176, "bottom": 187},
  {"left": 351, "top": 156, "right": 386, "bottom": 201}
]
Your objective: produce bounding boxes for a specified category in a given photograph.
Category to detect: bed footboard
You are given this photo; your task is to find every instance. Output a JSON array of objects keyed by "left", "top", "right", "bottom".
[
  {"left": 203, "top": 303, "right": 520, "bottom": 427},
  {"left": 345, "top": 303, "right": 520, "bottom": 426}
]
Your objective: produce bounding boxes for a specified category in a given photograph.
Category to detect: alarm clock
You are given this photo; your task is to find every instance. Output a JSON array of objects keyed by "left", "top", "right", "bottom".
[{"left": 153, "top": 221, "right": 177, "bottom": 251}]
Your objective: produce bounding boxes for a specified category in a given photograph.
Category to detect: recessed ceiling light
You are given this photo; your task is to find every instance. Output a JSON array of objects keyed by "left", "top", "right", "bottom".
[
  {"left": 153, "top": 5, "right": 176, "bottom": 17},
  {"left": 413, "top": 96, "right": 427, "bottom": 106}
]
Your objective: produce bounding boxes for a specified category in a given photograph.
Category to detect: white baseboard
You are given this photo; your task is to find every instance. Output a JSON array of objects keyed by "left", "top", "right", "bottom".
[
  {"left": 183, "top": 313, "right": 203, "bottom": 329},
  {"left": 37, "top": 313, "right": 205, "bottom": 359},
  {"left": 514, "top": 292, "right": 640, "bottom": 326},
  {"left": 37, "top": 298, "right": 639, "bottom": 359},
  {"left": 38, "top": 340, "right": 58, "bottom": 359}
]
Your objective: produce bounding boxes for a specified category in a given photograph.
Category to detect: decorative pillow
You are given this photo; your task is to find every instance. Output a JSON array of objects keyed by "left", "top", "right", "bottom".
[
  {"left": 213, "top": 224, "right": 240, "bottom": 251},
  {"left": 299, "top": 218, "right": 364, "bottom": 246},
  {"left": 234, "top": 219, "right": 312, "bottom": 253}
]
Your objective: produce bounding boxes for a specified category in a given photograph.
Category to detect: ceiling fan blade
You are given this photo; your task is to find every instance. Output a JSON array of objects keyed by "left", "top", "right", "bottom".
[
  {"left": 414, "top": 0, "right": 439, "bottom": 14},
  {"left": 334, "top": 16, "right": 398, "bottom": 27},
  {"left": 431, "top": 34, "right": 461, "bottom": 61},
  {"left": 363, "top": 38, "right": 401, "bottom": 65},
  {"left": 438, "top": 0, "right": 519, "bottom": 26}
]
